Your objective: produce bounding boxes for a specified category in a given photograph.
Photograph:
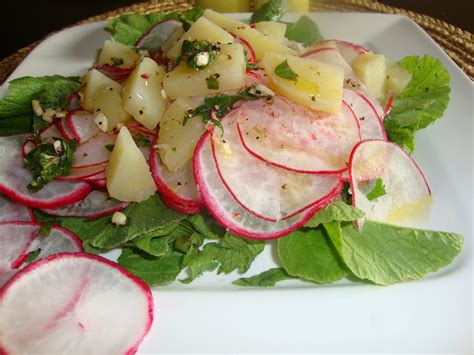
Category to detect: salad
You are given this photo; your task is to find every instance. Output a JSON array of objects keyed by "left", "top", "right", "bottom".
[{"left": 0, "top": 1, "right": 463, "bottom": 353}]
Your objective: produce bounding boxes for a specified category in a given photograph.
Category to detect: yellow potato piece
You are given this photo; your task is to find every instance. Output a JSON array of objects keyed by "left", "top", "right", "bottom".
[
  {"left": 352, "top": 53, "right": 387, "bottom": 99},
  {"left": 386, "top": 59, "right": 412, "bottom": 95},
  {"left": 97, "top": 40, "right": 140, "bottom": 68},
  {"left": 106, "top": 127, "right": 156, "bottom": 202},
  {"left": 254, "top": 21, "right": 287, "bottom": 43}
]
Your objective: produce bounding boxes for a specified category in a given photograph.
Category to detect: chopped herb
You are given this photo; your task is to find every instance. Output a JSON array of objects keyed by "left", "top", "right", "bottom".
[
  {"left": 246, "top": 62, "right": 260, "bottom": 71},
  {"left": 39, "top": 221, "right": 54, "bottom": 237},
  {"left": 24, "top": 249, "right": 42, "bottom": 265},
  {"left": 366, "top": 178, "right": 387, "bottom": 201},
  {"left": 24, "top": 139, "right": 77, "bottom": 192},
  {"left": 206, "top": 74, "right": 220, "bottom": 90},
  {"left": 105, "top": 144, "right": 115, "bottom": 152},
  {"left": 275, "top": 60, "right": 298, "bottom": 81},
  {"left": 251, "top": 0, "right": 287, "bottom": 23},
  {"left": 110, "top": 57, "right": 124, "bottom": 66},
  {"left": 132, "top": 133, "right": 151, "bottom": 147},
  {"left": 179, "top": 40, "right": 220, "bottom": 70},
  {"left": 171, "top": 147, "right": 177, "bottom": 152}
]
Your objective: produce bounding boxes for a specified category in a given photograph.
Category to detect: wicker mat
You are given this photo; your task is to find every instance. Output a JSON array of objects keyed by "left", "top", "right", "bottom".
[{"left": 0, "top": 0, "right": 472, "bottom": 83}]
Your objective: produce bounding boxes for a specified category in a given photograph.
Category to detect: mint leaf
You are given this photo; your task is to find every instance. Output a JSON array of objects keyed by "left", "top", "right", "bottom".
[
  {"left": 187, "top": 213, "right": 225, "bottom": 240},
  {"left": 275, "top": 60, "right": 298, "bottom": 81},
  {"left": 251, "top": 0, "right": 288, "bottom": 23},
  {"left": 233, "top": 268, "right": 295, "bottom": 287},
  {"left": 384, "top": 55, "right": 450, "bottom": 152},
  {"left": 285, "top": 16, "right": 323, "bottom": 46},
  {"left": 366, "top": 178, "right": 386, "bottom": 201},
  {"left": 324, "top": 221, "right": 463, "bottom": 285},
  {"left": 278, "top": 228, "right": 348, "bottom": 283},
  {"left": 118, "top": 247, "right": 183, "bottom": 286},
  {"left": 132, "top": 221, "right": 181, "bottom": 257},
  {"left": 206, "top": 74, "right": 220, "bottom": 90},
  {"left": 305, "top": 200, "right": 364, "bottom": 228},
  {"left": 180, "top": 245, "right": 218, "bottom": 284}
]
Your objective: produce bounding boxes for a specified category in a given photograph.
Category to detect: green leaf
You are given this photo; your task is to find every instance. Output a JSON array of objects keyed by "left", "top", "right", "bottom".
[
  {"left": 275, "top": 59, "right": 298, "bottom": 81},
  {"left": 180, "top": 245, "right": 218, "bottom": 284},
  {"left": 179, "top": 40, "right": 219, "bottom": 70},
  {"left": 384, "top": 125, "right": 415, "bottom": 152},
  {"left": 0, "top": 115, "right": 33, "bottom": 134},
  {"left": 233, "top": 268, "right": 295, "bottom": 287},
  {"left": 39, "top": 221, "right": 54, "bottom": 237},
  {"left": 251, "top": 0, "right": 288, "bottom": 23},
  {"left": 324, "top": 220, "right": 463, "bottom": 285},
  {"left": 384, "top": 55, "right": 450, "bottom": 152},
  {"left": 305, "top": 201, "right": 364, "bottom": 228},
  {"left": 366, "top": 178, "right": 387, "bottom": 201},
  {"left": 278, "top": 228, "right": 348, "bottom": 283},
  {"left": 206, "top": 74, "right": 220, "bottom": 90},
  {"left": 132, "top": 222, "right": 181, "bottom": 257},
  {"left": 179, "top": 7, "right": 204, "bottom": 31},
  {"left": 187, "top": 213, "right": 226, "bottom": 240},
  {"left": 118, "top": 247, "right": 183, "bottom": 286},
  {"left": 285, "top": 16, "right": 323, "bottom": 46}
]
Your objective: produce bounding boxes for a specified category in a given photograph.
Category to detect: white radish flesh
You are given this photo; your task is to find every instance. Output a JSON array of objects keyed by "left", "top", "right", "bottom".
[
  {"left": 72, "top": 133, "right": 116, "bottom": 168},
  {"left": 0, "top": 253, "right": 153, "bottom": 355},
  {"left": 136, "top": 19, "right": 183, "bottom": 49},
  {"left": 67, "top": 110, "right": 101, "bottom": 144},
  {"left": 56, "top": 118, "right": 75, "bottom": 140},
  {"left": 0, "top": 196, "right": 34, "bottom": 222}
]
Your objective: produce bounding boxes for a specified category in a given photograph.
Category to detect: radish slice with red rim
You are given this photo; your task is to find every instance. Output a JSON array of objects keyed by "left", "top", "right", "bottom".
[
  {"left": 72, "top": 133, "right": 116, "bottom": 168},
  {"left": 56, "top": 118, "right": 75, "bottom": 140},
  {"left": 0, "top": 253, "right": 153, "bottom": 355},
  {"left": 0, "top": 222, "right": 83, "bottom": 287},
  {"left": 21, "top": 139, "right": 36, "bottom": 157},
  {"left": 65, "top": 92, "right": 81, "bottom": 111},
  {"left": 343, "top": 89, "right": 386, "bottom": 140},
  {"left": 194, "top": 133, "right": 341, "bottom": 240},
  {"left": 237, "top": 96, "right": 360, "bottom": 174},
  {"left": 41, "top": 190, "right": 129, "bottom": 220},
  {"left": 136, "top": 19, "right": 183, "bottom": 50},
  {"left": 56, "top": 165, "right": 105, "bottom": 182},
  {"left": 0, "top": 196, "right": 35, "bottom": 222},
  {"left": 38, "top": 123, "right": 64, "bottom": 143},
  {"left": 349, "top": 139, "right": 431, "bottom": 229},
  {"left": 95, "top": 65, "right": 134, "bottom": 82},
  {"left": 66, "top": 110, "right": 101, "bottom": 144},
  {"left": 211, "top": 116, "right": 342, "bottom": 221},
  {"left": 0, "top": 135, "right": 91, "bottom": 209},
  {"left": 232, "top": 35, "right": 256, "bottom": 64}
]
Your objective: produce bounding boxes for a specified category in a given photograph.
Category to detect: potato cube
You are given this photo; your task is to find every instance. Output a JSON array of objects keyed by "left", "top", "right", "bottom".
[
  {"left": 386, "top": 59, "right": 412, "bottom": 95},
  {"left": 352, "top": 53, "right": 387, "bottom": 99},
  {"left": 98, "top": 40, "right": 140, "bottom": 68},
  {"left": 254, "top": 21, "right": 287, "bottom": 43}
]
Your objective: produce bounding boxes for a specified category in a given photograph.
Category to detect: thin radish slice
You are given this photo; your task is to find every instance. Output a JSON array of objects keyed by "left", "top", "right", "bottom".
[
  {"left": 73, "top": 133, "right": 116, "bottom": 168},
  {"left": 65, "top": 92, "right": 81, "bottom": 111},
  {"left": 66, "top": 110, "right": 101, "bottom": 144},
  {"left": 237, "top": 96, "right": 360, "bottom": 174},
  {"left": 211, "top": 116, "right": 342, "bottom": 221},
  {"left": 0, "top": 253, "right": 153, "bottom": 355},
  {"left": 150, "top": 133, "right": 204, "bottom": 214},
  {"left": 349, "top": 139, "right": 431, "bottom": 229},
  {"left": 95, "top": 65, "right": 133, "bottom": 82},
  {"left": 41, "top": 190, "right": 129, "bottom": 220},
  {"left": 56, "top": 118, "right": 75, "bottom": 140},
  {"left": 136, "top": 19, "right": 183, "bottom": 49},
  {"left": 343, "top": 89, "right": 386, "bottom": 140},
  {"left": 21, "top": 139, "right": 36, "bottom": 157},
  {"left": 383, "top": 94, "right": 395, "bottom": 118},
  {"left": 0, "top": 222, "right": 83, "bottom": 287},
  {"left": 88, "top": 178, "right": 107, "bottom": 190},
  {"left": 232, "top": 35, "right": 256, "bottom": 64},
  {"left": 194, "top": 133, "right": 342, "bottom": 240},
  {"left": 56, "top": 165, "right": 105, "bottom": 182},
  {"left": 0, "top": 196, "right": 35, "bottom": 222},
  {"left": 323, "top": 39, "right": 370, "bottom": 64},
  {"left": 0, "top": 134, "right": 91, "bottom": 209},
  {"left": 38, "top": 123, "right": 63, "bottom": 143}
]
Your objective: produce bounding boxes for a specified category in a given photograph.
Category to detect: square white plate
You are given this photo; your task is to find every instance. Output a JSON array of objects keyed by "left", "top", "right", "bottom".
[{"left": 2, "top": 12, "right": 472, "bottom": 354}]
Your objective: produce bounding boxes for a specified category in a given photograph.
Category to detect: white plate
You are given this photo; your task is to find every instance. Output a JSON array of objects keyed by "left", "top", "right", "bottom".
[{"left": 2, "top": 12, "right": 472, "bottom": 354}]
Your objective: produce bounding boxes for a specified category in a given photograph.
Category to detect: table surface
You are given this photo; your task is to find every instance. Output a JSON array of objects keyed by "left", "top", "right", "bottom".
[{"left": 1, "top": 0, "right": 472, "bottom": 60}]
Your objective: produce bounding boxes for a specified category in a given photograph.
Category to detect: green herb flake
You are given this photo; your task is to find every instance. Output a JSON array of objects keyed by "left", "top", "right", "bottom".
[
  {"left": 233, "top": 268, "right": 295, "bottom": 287},
  {"left": 206, "top": 74, "right": 220, "bottom": 90},
  {"left": 105, "top": 144, "right": 115, "bottom": 152},
  {"left": 180, "top": 40, "right": 220, "bottom": 71},
  {"left": 285, "top": 16, "right": 323, "bottom": 46},
  {"left": 246, "top": 62, "right": 260, "bottom": 71},
  {"left": 275, "top": 60, "right": 298, "bottom": 81},
  {"left": 110, "top": 57, "right": 124, "bottom": 66},
  {"left": 132, "top": 133, "right": 151, "bottom": 147},
  {"left": 366, "top": 178, "right": 387, "bottom": 201},
  {"left": 251, "top": 0, "right": 287, "bottom": 23},
  {"left": 39, "top": 221, "right": 54, "bottom": 237}
]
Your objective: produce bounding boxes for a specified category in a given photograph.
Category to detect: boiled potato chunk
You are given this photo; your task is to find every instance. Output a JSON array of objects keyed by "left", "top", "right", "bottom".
[
  {"left": 352, "top": 53, "right": 387, "bottom": 99},
  {"left": 386, "top": 59, "right": 412, "bottom": 95},
  {"left": 163, "top": 43, "right": 246, "bottom": 99},
  {"left": 254, "top": 21, "right": 287, "bottom": 43},
  {"left": 195, "top": 0, "right": 250, "bottom": 12},
  {"left": 122, "top": 57, "right": 167, "bottom": 130},
  {"left": 80, "top": 69, "right": 120, "bottom": 111},
  {"left": 158, "top": 98, "right": 206, "bottom": 172},
  {"left": 262, "top": 52, "right": 344, "bottom": 114},
  {"left": 106, "top": 127, "right": 156, "bottom": 202},
  {"left": 254, "top": 0, "right": 309, "bottom": 12},
  {"left": 97, "top": 40, "right": 140, "bottom": 68},
  {"left": 166, "top": 16, "right": 234, "bottom": 60},
  {"left": 203, "top": 9, "right": 296, "bottom": 60}
]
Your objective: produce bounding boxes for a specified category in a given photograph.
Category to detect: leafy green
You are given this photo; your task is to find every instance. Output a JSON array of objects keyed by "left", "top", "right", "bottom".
[
  {"left": 187, "top": 213, "right": 225, "bottom": 240},
  {"left": 132, "top": 222, "right": 181, "bottom": 257},
  {"left": 132, "top": 133, "right": 151, "bottom": 147},
  {"left": 275, "top": 59, "right": 298, "bottom": 81},
  {"left": 118, "top": 247, "right": 183, "bottom": 286},
  {"left": 384, "top": 55, "right": 450, "bottom": 152},
  {"left": 278, "top": 228, "right": 348, "bottom": 283},
  {"left": 39, "top": 221, "right": 54, "bottom": 237},
  {"left": 366, "top": 178, "right": 386, "bottom": 201},
  {"left": 180, "top": 246, "right": 219, "bottom": 284},
  {"left": 324, "top": 221, "right": 463, "bottom": 285},
  {"left": 251, "top": 0, "right": 288, "bottom": 23},
  {"left": 233, "top": 268, "right": 295, "bottom": 287},
  {"left": 206, "top": 74, "right": 220, "bottom": 90},
  {"left": 179, "top": 7, "right": 205, "bottom": 31},
  {"left": 179, "top": 40, "right": 220, "bottom": 70},
  {"left": 285, "top": 16, "right": 323, "bottom": 46},
  {"left": 25, "top": 139, "right": 77, "bottom": 192},
  {"left": 305, "top": 201, "right": 364, "bottom": 228}
]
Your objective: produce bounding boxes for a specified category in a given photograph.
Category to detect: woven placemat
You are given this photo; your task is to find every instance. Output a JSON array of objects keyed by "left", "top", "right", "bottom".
[{"left": 0, "top": 0, "right": 472, "bottom": 84}]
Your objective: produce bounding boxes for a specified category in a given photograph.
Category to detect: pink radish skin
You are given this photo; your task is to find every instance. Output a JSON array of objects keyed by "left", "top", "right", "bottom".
[
  {"left": 72, "top": 133, "right": 115, "bottom": 168},
  {"left": 232, "top": 34, "right": 256, "bottom": 64},
  {"left": 0, "top": 196, "right": 35, "bottom": 222},
  {"left": 349, "top": 139, "right": 431, "bottom": 229},
  {"left": 211, "top": 116, "right": 342, "bottom": 222},
  {"left": 38, "top": 123, "right": 64, "bottom": 143},
  {"left": 149, "top": 133, "right": 205, "bottom": 214},
  {"left": 56, "top": 118, "right": 75, "bottom": 140},
  {"left": 0, "top": 253, "right": 153, "bottom": 355},
  {"left": 315, "top": 39, "right": 370, "bottom": 64},
  {"left": 383, "top": 94, "right": 395, "bottom": 118},
  {"left": 0, "top": 134, "right": 91, "bottom": 209},
  {"left": 136, "top": 19, "right": 183, "bottom": 49},
  {"left": 65, "top": 92, "right": 81, "bottom": 111},
  {"left": 66, "top": 110, "right": 100, "bottom": 144},
  {"left": 21, "top": 139, "right": 36, "bottom": 158},
  {"left": 56, "top": 165, "right": 105, "bottom": 182},
  {"left": 237, "top": 96, "right": 360, "bottom": 174},
  {"left": 40, "top": 190, "right": 129, "bottom": 220},
  {"left": 194, "top": 132, "right": 342, "bottom": 240},
  {"left": 95, "top": 65, "right": 134, "bottom": 82}
]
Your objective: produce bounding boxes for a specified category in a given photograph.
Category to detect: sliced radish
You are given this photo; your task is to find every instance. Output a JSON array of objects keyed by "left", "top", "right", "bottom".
[
  {"left": 343, "top": 89, "right": 386, "bottom": 140},
  {"left": 87, "top": 178, "right": 107, "bottom": 190},
  {"left": 56, "top": 165, "right": 105, "bottom": 182},
  {"left": 349, "top": 139, "right": 431, "bottom": 228},
  {"left": 65, "top": 92, "right": 81, "bottom": 111},
  {"left": 0, "top": 135, "right": 91, "bottom": 209},
  {"left": 149, "top": 134, "right": 204, "bottom": 214},
  {"left": 136, "top": 19, "right": 183, "bottom": 49},
  {"left": 0, "top": 222, "right": 83, "bottom": 287},
  {"left": 72, "top": 133, "right": 116, "bottom": 168},
  {"left": 38, "top": 123, "right": 63, "bottom": 143},
  {"left": 56, "top": 118, "right": 75, "bottom": 140},
  {"left": 194, "top": 133, "right": 341, "bottom": 240},
  {"left": 95, "top": 65, "right": 133, "bottom": 82},
  {"left": 383, "top": 94, "right": 395, "bottom": 118},
  {"left": 0, "top": 253, "right": 153, "bottom": 354},
  {"left": 332, "top": 40, "right": 370, "bottom": 64},
  {"left": 66, "top": 110, "right": 101, "bottom": 144},
  {"left": 41, "top": 190, "right": 129, "bottom": 220},
  {"left": 0, "top": 196, "right": 35, "bottom": 222},
  {"left": 211, "top": 116, "right": 342, "bottom": 221},
  {"left": 232, "top": 35, "right": 256, "bottom": 64},
  {"left": 237, "top": 96, "right": 360, "bottom": 174},
  {"left": 21, "top": 139, "right": 36, "bottom": 157}
]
